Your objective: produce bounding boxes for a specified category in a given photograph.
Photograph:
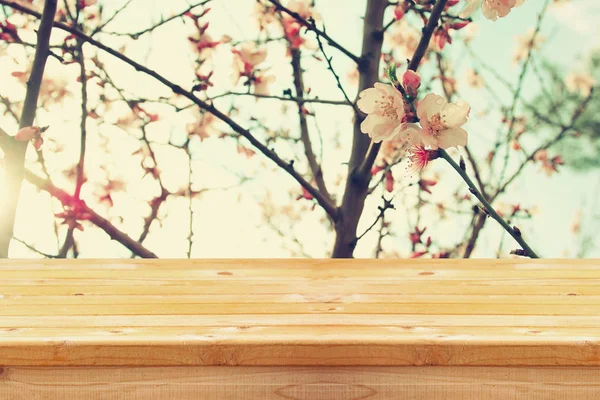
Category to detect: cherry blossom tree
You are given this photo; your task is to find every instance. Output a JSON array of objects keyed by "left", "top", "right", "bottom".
[{"left": 0, "top": 0, "right": 597, "bottom": 259}]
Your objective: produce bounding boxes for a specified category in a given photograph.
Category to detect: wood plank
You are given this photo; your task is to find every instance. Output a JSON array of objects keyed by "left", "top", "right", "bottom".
[
  {"left": 0, "top": 258, "right": 598, "bottom": 270},
  {"left": 2, "top": 294, "right": 599, "bottom": 306},
  {"left": 1, "top": 326, "right": 599, "bottom": 343},
  {"left": 2, "top": 314, "right": 600, "bottom": 328},
  {"left": 3, "top": 268, "right": 600, "bottom": 279},
  {"left": 3, "top": 302, "right": 600, "bottom": 315},
  {"left": 2, "top": 366, "right": 600, "bottom": 400},
  {"left": 2, "top": 259, "right": 600, "bottom": 367},
  {"left": 1, "top": 279, "right": 598, "bottom": 293},
  {"left": 1, "top": 341, "right": 600, "bottom": 366}
]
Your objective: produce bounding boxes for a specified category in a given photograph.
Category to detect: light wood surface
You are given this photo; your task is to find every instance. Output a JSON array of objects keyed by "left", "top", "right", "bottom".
[
  {"left": 1, "top": 259, "right": 600, "bottom": 367},
  {"left": 1, "top": 366, "right": 600, "bottom": 400}
]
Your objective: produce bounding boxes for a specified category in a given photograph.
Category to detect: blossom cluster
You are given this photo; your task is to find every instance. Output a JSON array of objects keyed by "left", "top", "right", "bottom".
[{"left": 357, "top": 71, "right": 470, "bottom": 151}]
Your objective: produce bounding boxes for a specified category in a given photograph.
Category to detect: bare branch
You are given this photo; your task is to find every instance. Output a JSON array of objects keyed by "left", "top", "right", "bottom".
[
  {"left": 290, "top": 47, "right": 333, "bottom": 204},
  {"left": 210, "top": 91, "right": 350, "bottom": 106},
  {"left": 311, "top": 20, "right": 360, "bottom": 114},
  {"left": 439, "top": 149, "right": 539, "bottom": 258},
  {"left": 0, "top": 0, "right": 339, "bottom": 221}
]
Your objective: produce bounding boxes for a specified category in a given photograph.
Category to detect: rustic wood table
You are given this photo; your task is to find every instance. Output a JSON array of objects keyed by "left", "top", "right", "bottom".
[{"left": 1, "top": 259, "right": 599, "bottom": 399}]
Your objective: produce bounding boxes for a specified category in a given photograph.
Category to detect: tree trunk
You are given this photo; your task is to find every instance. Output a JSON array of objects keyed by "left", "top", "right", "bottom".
[{"left": 332, "top": 0, "right": 386, "bottom": 258}]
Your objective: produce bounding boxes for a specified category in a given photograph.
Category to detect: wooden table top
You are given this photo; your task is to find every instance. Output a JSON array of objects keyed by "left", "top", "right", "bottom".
[{"left": 1, "top": 259, "right": 600, "bottom": 367}]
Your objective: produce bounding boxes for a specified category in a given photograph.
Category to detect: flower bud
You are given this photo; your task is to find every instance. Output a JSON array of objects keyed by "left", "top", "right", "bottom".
[
  {"left": 15, "top": 126, "right": 40, "bottom": 141},
  {"left": 402, "top": 70, "right": 421, "bottom": 97},
  {"left": 394, "top": 3, "right": 408, "bottom": 20},
  {"left": 449, "top": 21, "right": 470, "bottom": 30}
]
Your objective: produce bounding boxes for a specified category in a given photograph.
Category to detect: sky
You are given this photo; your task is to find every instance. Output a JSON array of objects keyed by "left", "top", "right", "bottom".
[{"left": 1, "top": 0, "right": 599, "bottom": 258}]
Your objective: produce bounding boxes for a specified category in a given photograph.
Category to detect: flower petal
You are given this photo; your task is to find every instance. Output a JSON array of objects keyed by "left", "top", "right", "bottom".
[
  {"left": 459, "top": 0, "right": 481, "bottom": 18},
  {"left": 442, "top": 99, "right": 470, "bottom": 127},
  {"left": 397, "top": 123, "right": 424, "bottom": 145},
  {"left": 438, "top": 127, "right": 468, "bottom": 149},
  {"left": 361, "top": 114, "right": 400, "bottom": 142},
  {"left": 357, "top": 87, "right": 382, "bottom": 114},
  {"left": 417, "top": 93, "right": 445, "bottom": 123}
]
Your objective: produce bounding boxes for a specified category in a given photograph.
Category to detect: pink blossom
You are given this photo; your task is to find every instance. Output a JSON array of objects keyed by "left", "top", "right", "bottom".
[
  {"left": 0, "top": 19, "right": 20, "bottom": 42},
  {"left": 78, "top": 0, "right": 97, "bottom": 8},
  {"left": 534, "top": 149, "right": 563, "bottom": 176},
  {"left": 357, "top": 83, "right": 413, "bottom": 143},
  {"left": 386, "top": 21, "right": 421, "bottom": 62},
  {"left": 15, "top": 126, "right": 40, "bottom": 141},
  {"left": 394, "top": 3, "right": 408, "bottom": 20},
  {"left": 432, "top": 26, "right": 451, "bottom": 50},
  {"left": 253, "top": 74, "right": 276, "bottom": 96},
  {"left": 385, "top": 170, "right": 394, "bottom": 192},
  {"left": 419, "top": 178, "right": 438, "bottom": 194},
  {"left": 513, "top": 28, "right": 545, "bottom": 64},
  {"left": 231, "top": 42, "right": 275, "bottom": 95},
  {"left": 409, "top": 226, "right": 426, "bottom": 245},
  {"left": 233, "top": 42, "right": 268, "bottom": 69},
  {"left": 231, "top": 43, "right": 267, "bottom": 84},
  {"left": 15, "top": 126, "right": 45, "bottom": 150},
  {"left": 460, "top": 0, "right": 526, "bottom": 21},
  {"left": 565, "top": 71, "right": 595, "bottom": 97},
  {"left": 406, "top": 145, "right": 439, "bottom": 174},
  {"left": 413, "top": 93, "right": 470, "bottom": 149}
]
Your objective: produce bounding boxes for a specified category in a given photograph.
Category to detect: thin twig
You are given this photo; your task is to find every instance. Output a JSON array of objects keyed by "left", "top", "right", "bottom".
[
  {"left": 439, "top": 149, "right": 539, "bottom": 258},
  {"left": 492, "top": 88, "right": 594, "bottom": 201},
  {"left": 103, "top": 0, "right": 212, "bottom": 38},
  {"left": 210, "top": 91, "right": 349, "bottom": 106},
  {"left": 91, "top": 0, "right": 134, "bottom": 36},
  {"left": 311, "top": 19, "right": 359, "bottom": 113},
  {"left": 495, "top": 0, "right": 550, "bottom": 185},
  {"left": 267, "top": 0, "right": 362, "bottom": 65},
  {"left": 353, "top": 196, "right": 395, "bottom": 245},
  {"left": 12, "top": 237, "right": 58, "bottom": 258}
]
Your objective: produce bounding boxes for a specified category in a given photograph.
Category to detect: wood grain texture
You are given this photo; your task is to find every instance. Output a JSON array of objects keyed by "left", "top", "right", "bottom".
[
  {"left": 0, "top": 259, "right": 600, "bottom": 367},
  {"left": 1, "top": 366, "right": 600, "bottom": 400}
]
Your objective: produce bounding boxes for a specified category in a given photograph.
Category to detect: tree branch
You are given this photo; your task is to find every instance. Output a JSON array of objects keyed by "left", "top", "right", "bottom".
[
  {"left": 290, "top": 47, "right": 333, "bottom": 204},
  {"left": 439, "top": 149, "right": 539, "bottom": 258},
  {"left": 0, "top": 0, "right": 339, "bottom": 221},
  {"left": 311, "top": 20, "right": 359, "bottom": 113},
  {"left": 210, "top": 91, "right": 350, "bottom": 106},
  {"left": 0, "top": 0, "right": 57, "bottom": 258},
  {"left": 24, "top": 170, "right": 158, "bottom": 258},
  {"left": 407, "top": 0, "right": 447, "bottom": 72},
  {"left": 266, "top": 0, "right": 362, "bottom": 65}
]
